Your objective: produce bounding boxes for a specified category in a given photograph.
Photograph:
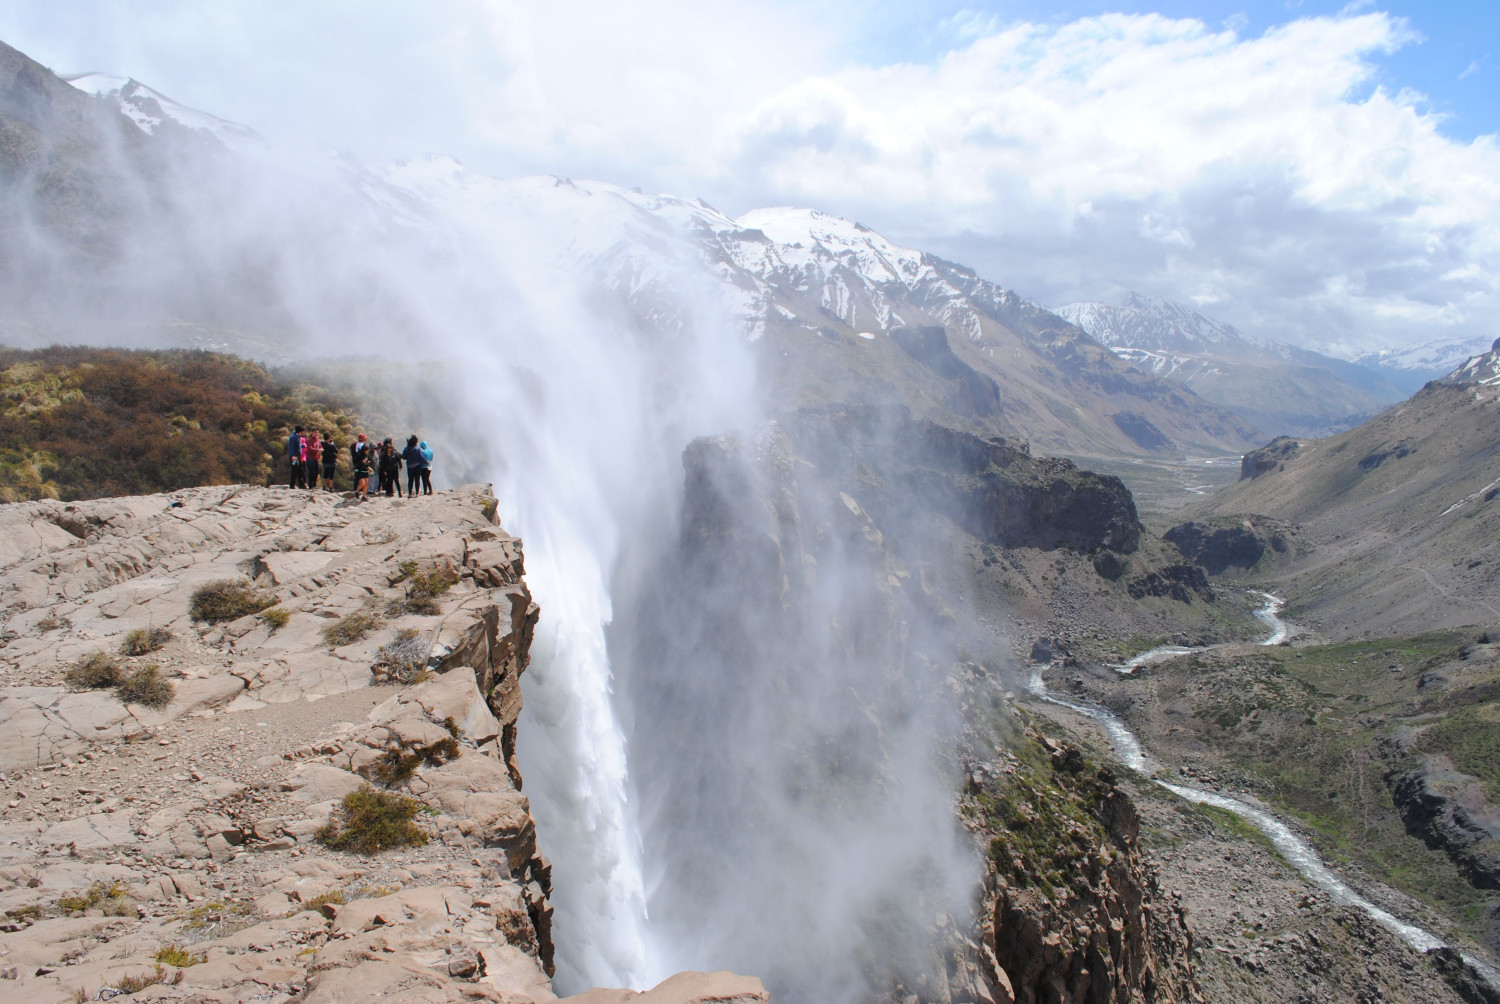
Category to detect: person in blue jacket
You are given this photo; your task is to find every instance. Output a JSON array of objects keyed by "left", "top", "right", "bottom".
[
  {"left": 402, "top": 435, "right": 425, "bottom": 497},
  {"left": 418, "top": 440, "right": 434, "bottom": 494}
]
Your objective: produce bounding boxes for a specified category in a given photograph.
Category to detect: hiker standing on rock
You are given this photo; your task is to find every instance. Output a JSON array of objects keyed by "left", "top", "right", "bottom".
[
  {"left": 350, "top": 434, "right": 372, "bottom": 501},
  {"left": 418, "top": 440, "right": 434, "bottom": 495},
  {"left": 305, "top": 431, "right": 323, "bottom": 491},
  {"left": 287, "top": 426, "right": 306, "bottom": 489},
  {"left": 321, "top": 433, "right": 338, "bottom": 490},
  {"left": 379, "top": 438, "right": 404, "bottom": 497},
  {"left": 402, "top": 436, "right": 425, "bottom": 497}
]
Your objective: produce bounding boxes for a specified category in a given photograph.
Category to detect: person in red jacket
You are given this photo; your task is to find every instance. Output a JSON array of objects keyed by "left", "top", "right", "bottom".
[{"left": 305, "top": 431, "right": 324, "bottom": 490}]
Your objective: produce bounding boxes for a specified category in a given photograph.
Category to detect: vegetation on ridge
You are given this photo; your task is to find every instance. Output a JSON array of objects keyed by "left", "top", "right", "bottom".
[{"left": 0, "top": 346, "right": 364, "bottom": 502}]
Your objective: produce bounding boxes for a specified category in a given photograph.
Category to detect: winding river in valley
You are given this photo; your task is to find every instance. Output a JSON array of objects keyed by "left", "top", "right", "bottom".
[{"left": 1028, "top": 592, "right": 1500, "bottom": 988}]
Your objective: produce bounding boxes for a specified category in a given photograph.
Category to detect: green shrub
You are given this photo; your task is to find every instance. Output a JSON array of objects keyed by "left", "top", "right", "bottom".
[
  {"left": 260, "top": 606, "right": 290, "bottom": 631},
  {"left": 189, "top": 579, "right": 276, "bottom": 623},
  {"left": 153, "top": 945, "right": 205, "bottom": 967},
  {"left": 65, "top": 652, "right": 125, "bottom": 689},
  {"left": 120, "top": 626, "right": 170, "bottom": 656},
  {"left": 323, "top": 610, "right": 379, "bottom": 647},
  {"left": 317, "top": 786, "right": 432, "bottom": 854},
  {"left": 117, "top": 665, "right": 174, "bottom": 710},
  {"left": 371, "top": 628, "right": 430, "bottom": 684}
]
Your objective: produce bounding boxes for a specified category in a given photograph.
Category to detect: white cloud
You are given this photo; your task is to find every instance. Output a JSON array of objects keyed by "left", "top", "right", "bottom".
[{"left": 1, "top": 2, "right": 1496, "bottom": 354}]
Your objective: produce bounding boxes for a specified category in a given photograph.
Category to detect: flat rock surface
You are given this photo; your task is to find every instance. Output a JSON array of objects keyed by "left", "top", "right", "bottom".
[{"left": 0, "top": 485, "right": 576, "bottom": 1002}]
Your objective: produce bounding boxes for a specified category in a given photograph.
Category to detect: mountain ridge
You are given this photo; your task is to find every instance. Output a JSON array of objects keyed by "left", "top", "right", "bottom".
[{"left": 1058, "top": 293, "right": 1407, "bottom": 438}]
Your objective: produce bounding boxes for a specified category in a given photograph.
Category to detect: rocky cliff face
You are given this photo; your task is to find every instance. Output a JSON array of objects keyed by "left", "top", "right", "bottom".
[
  {"left": 960, "top": 731, "right": 1199, "bottom": 1004},
  {"left": 780, "top": 405, "right": 1142, "bottom": 555},
  {"left": 0, "top": 485, "right": 764, "bottom": 1004}
]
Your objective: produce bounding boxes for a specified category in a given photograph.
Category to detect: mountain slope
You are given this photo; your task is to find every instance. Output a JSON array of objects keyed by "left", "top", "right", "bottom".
[
  {"left": 1192, "top": 381, "right": 1500, "bottom": 639},
  {"left": 1057, "top": 294, "right": 1406, "bottom": 438}
]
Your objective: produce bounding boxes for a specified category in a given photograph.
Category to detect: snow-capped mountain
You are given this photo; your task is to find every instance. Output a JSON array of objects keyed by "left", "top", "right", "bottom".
[
  {"left": 1056, "top": 294, "right": 1405, "bottom": 438},
  {"left": 1057, "top": 293, "right": 1287, "bottom": 358},
  {"left": 64, "top": 72, "right": 260, "bottom": 149},
  {"left": 1354, "top": 336, "right": 1496, "bottom": 388},
  {"left": 367, "top": 158, "right": 1264, "bottom": 453},
  {"left": 1442, "top": 338, "right": 1500, "bottom": 386}
]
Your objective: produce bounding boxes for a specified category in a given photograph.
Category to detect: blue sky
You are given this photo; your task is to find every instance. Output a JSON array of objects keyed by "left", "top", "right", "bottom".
[
  {"left": 840, "top": 2, "right": 1496, "bottom": 139},
  {"left": 0, "top": 1, "right": 1495, "bottom": 355}
]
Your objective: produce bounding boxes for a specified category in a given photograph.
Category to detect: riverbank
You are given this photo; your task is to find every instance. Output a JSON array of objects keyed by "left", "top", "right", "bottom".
[{"left": 1026, "top": 608, "right": 1500, "bottom": 1001}]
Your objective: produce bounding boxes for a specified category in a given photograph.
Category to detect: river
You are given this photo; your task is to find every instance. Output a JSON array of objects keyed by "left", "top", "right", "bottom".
[{"left": 1028, "top": 596, "right": 1500, "bottom": 989}]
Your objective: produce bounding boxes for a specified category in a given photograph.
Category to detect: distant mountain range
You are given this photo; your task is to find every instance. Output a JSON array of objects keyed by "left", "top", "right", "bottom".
[{"left": 1056, "top": 294, "right": 1409, "bottom": 439}]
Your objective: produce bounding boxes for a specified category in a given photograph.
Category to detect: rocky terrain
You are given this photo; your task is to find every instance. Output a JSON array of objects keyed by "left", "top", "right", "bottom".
[{"left": 0, "top": 484, "right": 765, "bottom": 1004}]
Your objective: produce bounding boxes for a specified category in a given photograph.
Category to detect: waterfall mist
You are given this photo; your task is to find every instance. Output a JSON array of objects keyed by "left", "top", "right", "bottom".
[{"left": 1, "top": 82, "right": 983, "bottom": 998}]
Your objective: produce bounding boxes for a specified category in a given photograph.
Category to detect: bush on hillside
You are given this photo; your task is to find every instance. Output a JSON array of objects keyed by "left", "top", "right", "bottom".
[
  {"left": 117, "top": 664, "right": 174, "bottom": 709},
  {"left": 0, "top": 346, "right": 364, "bottom": 503},
  {"left": 316, "top": 786, "right": 431, "bottom": 854},
  {"left": 120, "top": 626, "right": 171, "bottom": 656},
  {"left": 371, "top": 628, "right": 430, "bottom": 684},
  {"left": 190, "top": 579, "right": 276, "bottom": 623},
  {"left": 65, "top": 651, "right": 125, "bottom": 689}
]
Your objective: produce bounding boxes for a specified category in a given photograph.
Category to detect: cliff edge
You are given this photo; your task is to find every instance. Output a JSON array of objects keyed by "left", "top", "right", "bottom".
[{"left": 0, "top": 485, "right": 762, "bottom": 1004}]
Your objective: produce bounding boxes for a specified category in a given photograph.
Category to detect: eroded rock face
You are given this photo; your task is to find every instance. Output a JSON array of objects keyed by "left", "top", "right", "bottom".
[
  {"left": 967, "top": 737, "right": 1199, "bottom": 1004},
  {"left": 0, "top": 484, "right": 759, "bottom": 1002},
  {"left": 1389, "top": 765, "right": 1500, "bottom": 890},
  {"left": 0, "top": 484, "right": 537, "bottom": 773},
  {"left": 781, "top": 405, "right": 1142, "bottom": 554}
]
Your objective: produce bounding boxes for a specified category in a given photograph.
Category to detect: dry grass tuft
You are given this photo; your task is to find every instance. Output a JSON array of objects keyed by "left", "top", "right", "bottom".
[
  {"left": 120, "top": 626, "right": 170, "bottom": 656},
  {"left": 116, "top": 665, "right": 174, "bottom": 709},
  {"left": 65, "top": 651, "right": 125, "bottom": 689},
  {"left": 189, "top": 579, "right": 277, "bottom": 623}
]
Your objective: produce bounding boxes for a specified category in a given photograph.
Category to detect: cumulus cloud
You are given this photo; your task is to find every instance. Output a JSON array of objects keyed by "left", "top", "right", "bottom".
[
  {"left": 713, "top": 12, "right": 1499, "bottom": 354},
  {"left": 2, "top": 2, "right": 1496, "bottom": 354}
]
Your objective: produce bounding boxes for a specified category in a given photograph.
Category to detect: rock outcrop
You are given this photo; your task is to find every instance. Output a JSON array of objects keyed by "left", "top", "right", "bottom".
[
  {"left": 781, "top": 405, "right": 1142, "bottom": 554},
  {"left": 1237, "top": 436, "right": 1302, "bottom": 480},
  {"left": 0, "top": 484, "right": 764, "bottom": 1003},
  {"left": 1163, "top": 517, "right": 1296, "bottom": 575},
  {"left": 964, "top": 734, "right": 1199, "bottom": 1004},
  {"left": 1389, "top": 764, "right": 1500, "bottom": 890}
]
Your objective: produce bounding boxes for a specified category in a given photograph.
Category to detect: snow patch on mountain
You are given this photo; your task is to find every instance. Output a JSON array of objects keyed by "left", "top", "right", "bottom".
[
  {"left": 1442, "top": 338, "right": 1500, "bottom": 386},
  {"left": 64, "top": 73, "right": 260, "bottom": 149},
  {"left": 1056, "top": 293, "right": 1287, "bottom": 358},
  {"left": 1355, "top": 336, "right": 1496, "bottom": 382}
]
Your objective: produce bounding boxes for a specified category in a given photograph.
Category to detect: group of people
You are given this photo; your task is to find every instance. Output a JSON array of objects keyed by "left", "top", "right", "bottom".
[{"left": 286, "top": 427, "right": 435, "bottom": 501}]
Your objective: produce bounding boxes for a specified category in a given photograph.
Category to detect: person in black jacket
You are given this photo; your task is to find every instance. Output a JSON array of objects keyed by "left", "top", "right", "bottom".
[
  {"left": 286, "top": 426, "right": 306, "bottom": 489},
  {"left": 350, "top": 434, "right": 372, "bottom": 500},
  {"left": 321, "top": 434, "right": 338, "bottom": 490},
  {"left": 378, "top": 438, "right": 403, "bottom": 497},
  {"left": 402, "top": 435, "right": 424, "bottom": 497}
]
